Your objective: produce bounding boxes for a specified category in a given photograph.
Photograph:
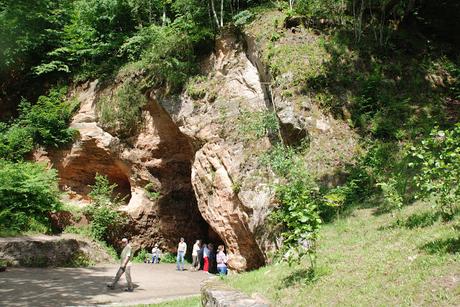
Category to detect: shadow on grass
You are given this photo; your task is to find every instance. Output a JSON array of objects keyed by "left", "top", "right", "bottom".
[
  {"left": 379, "top": 210, "right": 442, "bottom": 231},
  {"left": 420, "top": 237, "right": 460, "bottom": 255},
  {"left": 278, "top": 266, "right": 329, "bottom": 289},
  {"left": 402, "top": 211, "right": 442, "bottom": 228}
]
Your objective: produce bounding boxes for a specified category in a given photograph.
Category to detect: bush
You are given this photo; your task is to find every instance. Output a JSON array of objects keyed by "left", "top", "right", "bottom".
[
  {"left": 0, "top": 124, "right": 34, "bottom": 162},
  {"left": 97, "top": 81, "right": 147, "bottom": 138},
  {"left": 132, "top": 248, "right": 149, "bottom": 263},
  {"left": 410, "top": 124, "right": 460, "bottom": 220},
  {"left": 17, "top": 86, "right": 78, "bottom": 147},
  {"left": 272, "top": 176, "right": 322, "bottom": 267},
  {"left": 144, "top": 183, "right": 161, "bottom": 201},
  {"left": 233, "top": 10, "right": 254, "bottom": 27},
  {"left": 85, "top": 174, "right": 127, "bottom": 241},
  {"left": 138, "top": 22, "right": 201, "bottom": 92},
  {"left": 0, "top": 160, "right": 62, "bottom": 232},
  {"left": 160, "top": 252, "right": 177, "bottom": 264},
  {"left": 262, "top": 143, "right": 322, "bottom": 268},
  {"left": 238, "top": 110, "right": 279, "bottom": 141},
  {"left": 0, "top": 86, "right": 78, "bottom": 161}
]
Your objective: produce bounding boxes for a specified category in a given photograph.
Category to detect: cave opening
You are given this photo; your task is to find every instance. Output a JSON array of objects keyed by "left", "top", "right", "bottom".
[{"left": 145, "top": 158, "right": 224, "bottom": 255}]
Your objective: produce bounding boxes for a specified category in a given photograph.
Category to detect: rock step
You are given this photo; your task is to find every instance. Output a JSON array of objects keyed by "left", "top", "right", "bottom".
[{"left": 201, "top": 279, "right": 270, "bottom": 307}]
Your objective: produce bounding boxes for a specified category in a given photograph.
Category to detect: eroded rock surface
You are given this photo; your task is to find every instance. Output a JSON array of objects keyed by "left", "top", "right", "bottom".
[
  {"left": 39, "top": 80, "right": 211, "bottom": 253},
  {"left": 35, "top": 28, "right": 354, "bottom": 272},
  {"left": 170, "top": 32, "right": 277, "bottom": 271}
]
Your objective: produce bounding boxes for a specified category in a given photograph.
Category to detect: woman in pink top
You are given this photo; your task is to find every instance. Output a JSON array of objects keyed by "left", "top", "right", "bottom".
[{"left": 216, "top": 245, "right": 228, "bottom": 276}]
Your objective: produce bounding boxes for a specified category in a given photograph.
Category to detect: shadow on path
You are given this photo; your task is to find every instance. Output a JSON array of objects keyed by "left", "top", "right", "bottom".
[{"left": 0, "top": 264, "right": 210, "bottom": 307}]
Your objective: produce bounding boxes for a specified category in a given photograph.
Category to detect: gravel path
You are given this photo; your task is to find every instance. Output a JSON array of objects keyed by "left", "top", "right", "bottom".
[{"left": 0, "top": 263, "right": 211, "bottom": 306}]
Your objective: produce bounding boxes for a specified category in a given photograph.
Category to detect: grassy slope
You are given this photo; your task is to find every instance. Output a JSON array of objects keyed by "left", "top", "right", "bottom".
[{"left": 226, "top": 202, "right": 459, "bottom": 306}]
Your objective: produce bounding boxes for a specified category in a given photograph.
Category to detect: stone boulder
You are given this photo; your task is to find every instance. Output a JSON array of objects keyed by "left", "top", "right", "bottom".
[
  {"left": 0, "top": 234, "right": 114, "bottom": 267},
  {"left": 201, "top": 280, "right": 271, "bottom": 307}
]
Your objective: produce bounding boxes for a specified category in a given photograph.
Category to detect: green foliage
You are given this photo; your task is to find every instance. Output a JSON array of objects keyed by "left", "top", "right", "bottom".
[
  {"left": 295, "top": 0, "right": 347, "bottom": 23},
  {"left": 64, "top": 225, "right": 93, "bottom": 237},
  {"left": 225, "top": 201, "right": 460, "bottom": 306},
  {"left": 17, "top": 87, "right": 78, "bottom": 147},
  {"left": 409, "top": 124, "right": 460, "bottom": 220},
  {"left": 130, "top": 21, "right": 207, "bottom": 92},
  {"left": 238, "top": 110, "right": 279, "bottom": 141},
  {"left": 34, "top": 0, "right": 137, "bottom": 79},
  {"left": 272, "top": 176, "right": 322, "bottom": 267},
  {"left": 0, "top": 160, "right": 61, "bottom": 232},
  {"left": 33, "top": 0, "right": 213, "bottom": 82},
  {"left": 65, "top": 251, "right": 93, "bottom": 267},
  {"left": 144, "top": 183, "right": 161, "bottom": 201},
  {"left": 85, "top": 174, "right": 126, "bottom": 241},
  {"left": 185, "top": 75, "right": 208, "bottom": 100},
  {"left": 132, "top": 248, "right": 149, "bottom": 263},
  {"left": 262, "top": 143, "right": 322, "bottom": 268},
  {"left": 376, "top": 178, "right": 404, "bottom": 212},
  {"left": 160, "top": 252, "right": 177, "bottom": 263},
  {"left": 97, "top": 81, "right": 147, "bottom": 138},
  {"left": 233, "top": 10, "right": 254, "bottom": 27},
  {"left": 0, "top": 86, "right": 78, "bottom": 161},
  {"left": 0, "top": 124, "right": 33, "bottom": 162},
  {"left": 260, "top": 143, "right": 297, "bottom": 177},
  {"left": 0, "top": 0, "right": 71, "bottom": 75}
]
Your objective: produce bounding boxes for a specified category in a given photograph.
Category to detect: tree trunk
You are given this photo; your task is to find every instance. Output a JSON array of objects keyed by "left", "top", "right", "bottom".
[
  {"left": 220, "top": 0, "right": 224, "bottom": 28},
  {"left": 210, "top": 0, "right": 220, "bottom": 28}
]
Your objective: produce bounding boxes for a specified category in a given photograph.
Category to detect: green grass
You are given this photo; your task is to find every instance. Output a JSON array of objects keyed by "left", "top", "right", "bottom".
[
  {"left": 136, "top": 295, "right": 200, "bottom": 307},
  {"left": 225, "top": 202, "right": 460, "bottom": 306}
]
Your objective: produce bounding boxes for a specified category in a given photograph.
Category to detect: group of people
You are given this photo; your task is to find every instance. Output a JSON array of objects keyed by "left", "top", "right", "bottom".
[
  {"left": 107, "top": 237, "right": 228, "bottom": 292},
  {"left": 176, "top": 238, "right": 228, "bottom": 275}
]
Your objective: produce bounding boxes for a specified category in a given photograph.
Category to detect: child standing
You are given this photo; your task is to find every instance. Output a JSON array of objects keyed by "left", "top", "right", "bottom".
[{"left": 216, "top": 245, "right": 228, "bottom": 276}]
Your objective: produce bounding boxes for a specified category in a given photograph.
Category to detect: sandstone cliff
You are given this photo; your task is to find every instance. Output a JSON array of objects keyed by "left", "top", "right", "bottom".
[{"left": 37, "top": 26, "right": 358, "bottom": 272}]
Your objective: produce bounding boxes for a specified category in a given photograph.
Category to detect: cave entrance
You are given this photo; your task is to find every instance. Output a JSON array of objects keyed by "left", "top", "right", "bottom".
[{"left": 158, "top": 189, "right": 223, "bottom": 243}]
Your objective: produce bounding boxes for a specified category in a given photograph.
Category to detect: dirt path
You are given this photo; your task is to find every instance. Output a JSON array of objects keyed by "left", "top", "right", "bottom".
[{"left": 0, "top": 263, "right": 211, "bottom": 306}]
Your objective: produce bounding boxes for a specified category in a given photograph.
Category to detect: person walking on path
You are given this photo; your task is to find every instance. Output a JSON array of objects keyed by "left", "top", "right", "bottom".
[
  {"left": 216, "top": 245, "right": 228, "bottom": 276},
  {"left": 176, "top": 237, "right": 187, "bottom": 271},
  {"left": 191, "top": 240, "right": 201, "bottom": 271},
  {"left": 203, "top": 243, "right": 210, "bottom": 272},
  {"left": 151, "top": 243, "right": 161, "bottom": 264},
  {"left": 107, "top": 238, "right": 133, "bottom": 292}
]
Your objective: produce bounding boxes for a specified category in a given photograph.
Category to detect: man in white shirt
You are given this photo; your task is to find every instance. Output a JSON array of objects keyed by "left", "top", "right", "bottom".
[
  {"left": 107, "top": 238, "right": 133, "bottom": 291},
  {"left": 176, "top": 237, "right": 187, "bottom": 271}
]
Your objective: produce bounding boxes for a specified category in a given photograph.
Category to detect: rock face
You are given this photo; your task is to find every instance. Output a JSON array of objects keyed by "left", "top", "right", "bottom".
[
  {"left": 39, "top": 28, "right": 353, "bottom": 272},
  {"left": 166, "top": 31, "right": 278, "bottom": 271},
  {"left": 40, "top": 79, "right": 212, "bottom": 254},
  {"left": 34, "top": 27, "right": 357, "bottom": 272},
  {"left": 0, "top": 235, "right": 114, "bottom": 267}
]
